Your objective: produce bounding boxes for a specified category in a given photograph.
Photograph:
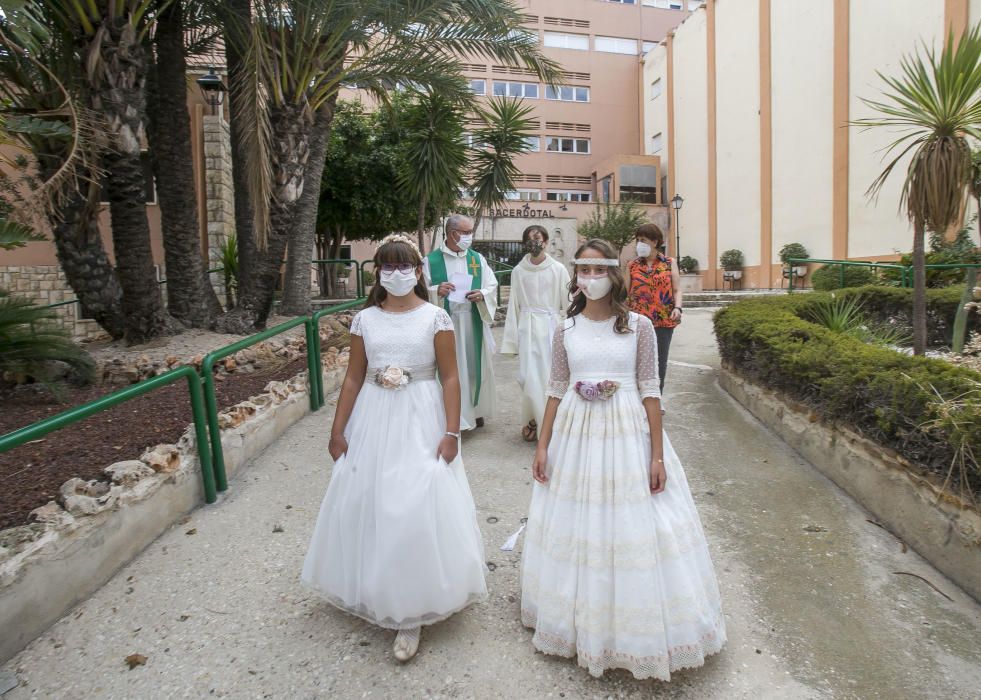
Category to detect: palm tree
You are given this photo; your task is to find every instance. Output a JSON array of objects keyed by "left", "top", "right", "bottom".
[
  {"left": 398, "top": 91, "right": 469, "bottom": 254},
  {"left": 214, "top": 0, "right": 561, "bottom": 330},
  {"left": 0, "top": 9, "right": 128, "bottom": 339},
  {"left": 468, "top": 96, "right": 538, "bottom": 230},
  {"left": 146, "top": 0, "right": 224, "bottom": 326},
  {"left": 855, "top": 26, "right": 981, "bottom": 355},
  {"left": 18, "top": 0, "right": 185, "bottom": 343}
]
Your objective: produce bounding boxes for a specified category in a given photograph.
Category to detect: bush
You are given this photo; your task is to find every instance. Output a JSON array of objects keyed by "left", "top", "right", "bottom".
[
  {"left": 880, "top": 226, "right": 981, "bottom": 288},
  {"left": 810, "top": 264, "right": 877, "bottom": 291},
  {"left": 714, "top": 290, "right": 981, "bottom": 497},
  {"left": 679, "top": 255, "right": 699, "bottom": 273},
  {"left": 778, "top": 242, "right": 809, "bottom": 265},
  {"left": 719, "top": 249, "right": 744, "bottom": 270}
]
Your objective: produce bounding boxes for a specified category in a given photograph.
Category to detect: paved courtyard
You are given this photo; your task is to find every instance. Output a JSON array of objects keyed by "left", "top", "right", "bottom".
[{"left": 3, "top": 309, "right": 980, "bottom": 699}]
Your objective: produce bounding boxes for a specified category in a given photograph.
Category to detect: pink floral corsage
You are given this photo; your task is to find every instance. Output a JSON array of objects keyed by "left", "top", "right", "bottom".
[
  {"left": 574, "top": 380, "right": 619, "bottom": 401},
  {"left": 374, "top": 366, "right": 411, "bottom": 390}
]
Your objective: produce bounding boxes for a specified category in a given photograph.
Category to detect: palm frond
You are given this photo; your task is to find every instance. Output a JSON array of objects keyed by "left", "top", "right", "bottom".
[{"left": 0, "top": 218, "right": 44, "bottom": 249}]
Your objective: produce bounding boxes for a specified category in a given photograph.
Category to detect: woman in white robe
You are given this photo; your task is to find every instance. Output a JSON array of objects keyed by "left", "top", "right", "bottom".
[{"left": 500, "top": 225, "right": 571, "bottom": 441}]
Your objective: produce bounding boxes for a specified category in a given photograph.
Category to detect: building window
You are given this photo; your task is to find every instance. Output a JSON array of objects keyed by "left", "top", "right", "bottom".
[
  {"left": 504, "top": 189, "right": 542, "bottom": 201},
  {"left": 545, "top": 85, "right": 590, "bottom": 102},
  {"left": 546, "top": 190, "right": 591, "bottom": 202},
  {"left": 650, "top": 78, "right": 662, "bottom": 99},
  {"left": 99, "top": 151, "right": 156, "bottom": 205},
  {"left": 618, "top": 164, "right": 658, "bottom": 203},
  {"left": 599, "top": 175, "right": 612, "bottom": 203},
  {"left": 492, "top": 81, "right": 539, "bottom": 98},
  {"left": 546, "top": 137, "right": 590, "bottom": 154},
  {"left": 469, "top": 79, "right": 486, "bottom": 95},
  {"left": 650, "top": 132, "right": 663, "bottom": 154},
  {"left": 643, "top": 0, "right": 685, "bottom": 8},
  {"left": 604, "top": 0, "right": 636, "bottom": 3},
  {"left": 594, "top": 36, "right": 638, "bottom": 55},
  {"left": 524, "top": 136, "right": 541, "bottom": 152},
  {"left": 642, "top": 41, "right": 657, "bottom": 54},
  {"left": 543, "top": 31, "right": 589, "bottom": 51},
  {"left": 459, "top": 187, "right": 475, "bottom": 199},
  {"left": 463, "top": 132, "right": 486, "bottom": 148}
]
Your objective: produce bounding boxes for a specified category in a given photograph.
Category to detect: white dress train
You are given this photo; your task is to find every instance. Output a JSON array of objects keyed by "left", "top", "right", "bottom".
[
  {"left": 301, "top": 303, "right": 487, "bottom": 629},
  {"left": 520, "top": 312, "right": 726, "bottom": 679}
]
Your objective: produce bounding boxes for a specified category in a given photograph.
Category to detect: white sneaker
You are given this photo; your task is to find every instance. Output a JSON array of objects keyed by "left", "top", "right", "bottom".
[{"left": 393, "top": 627, "right": 421, "bottom": 662}]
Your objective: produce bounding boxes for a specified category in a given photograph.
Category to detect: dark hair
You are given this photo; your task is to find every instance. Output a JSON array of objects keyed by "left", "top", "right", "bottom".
[
  {"left": 635, "top": 223, "right": 665, "bottom": 249},
  {"left": 366, "top": 239, "right": 429, "bottom": 307},
  {"left": 565, "top": 238, "right": 632, "bottom": 334},
  {"left": 522, "top": 225, "right": 549, "bottom": 244}
]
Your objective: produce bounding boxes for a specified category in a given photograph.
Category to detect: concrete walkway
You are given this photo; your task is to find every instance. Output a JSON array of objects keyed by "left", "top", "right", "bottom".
[{"left": 4, "top": 310, "right": 981, "bottom": 699}]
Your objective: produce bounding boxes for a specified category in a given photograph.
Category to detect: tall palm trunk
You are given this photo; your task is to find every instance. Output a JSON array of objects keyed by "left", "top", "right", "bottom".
[
  {"left": 912, "top": 219, "right": 927, "bottom": 355},
  {"left": 148, "top": 0, "right": 222, "bottom": 326},
  {"left": 280, "top": 97, "right": 337, "bottom": 315},
  {"left": 417, "top": 194, "right": 428, "bottom": 254},
  {"left": 89, "top": 20, "right": 178, "bottom": 343},
  {"left": 215, "top": 104, "right": 313, "bottom": 332},
  {"left": 45, "top": 171, "right": 127, "bottom": 339}
]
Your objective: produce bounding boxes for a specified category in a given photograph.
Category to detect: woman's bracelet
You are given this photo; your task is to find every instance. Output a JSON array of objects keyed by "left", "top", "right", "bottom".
[{"left": 445, "top": 431, "right": 461, "bottom": 439}]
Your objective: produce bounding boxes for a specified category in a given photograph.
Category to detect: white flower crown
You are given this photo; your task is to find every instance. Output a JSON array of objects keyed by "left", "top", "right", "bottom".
[{"left": 379, "top": 233, "right": 422, "bottom": 258}]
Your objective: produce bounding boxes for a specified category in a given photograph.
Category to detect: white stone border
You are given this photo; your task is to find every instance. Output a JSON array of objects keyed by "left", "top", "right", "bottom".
[
  {"left": 720, "top": 367, "right": 981, "bottom": 602},
  {"left": 0, "top": 361, "right": 347, "bottom": 664}
]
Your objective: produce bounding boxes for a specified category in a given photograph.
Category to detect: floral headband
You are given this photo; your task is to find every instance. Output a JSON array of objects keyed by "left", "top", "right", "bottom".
[
  {"left": 379, "top": 233, "right": 421, "bottom": 258},
  {"left": 573, "top": 258, "right": 620, "bottom": 266}
]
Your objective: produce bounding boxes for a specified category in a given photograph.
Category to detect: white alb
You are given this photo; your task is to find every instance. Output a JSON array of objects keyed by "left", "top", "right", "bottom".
[
  {"left": 521, "top": 311, "right": 726, "bottom": 679},
  {"left": 302, "top": 303, "right": 487, "bottom": 629}
]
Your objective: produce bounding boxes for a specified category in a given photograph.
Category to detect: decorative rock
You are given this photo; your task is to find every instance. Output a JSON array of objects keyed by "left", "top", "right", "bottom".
[
  {"left": 30, "top": 501, "right": 67, "bottom": 524},
  {"left": 165, "top": 355, "right": 179, "bottom": 367},
  {"left": 265, "top": 381, "right": 290, "bottom": 403},
  {"left": 105, "top": 460, "right": 155, "bottom": 487},
  {"left": 141, "top": 444, "right": 181, "bottom": 474},
  {"left": 60, "top": 478, "right": 117, "bottom": 516},
  {"left": 223, "top": 358, "right": 236, "bottom": 371}
]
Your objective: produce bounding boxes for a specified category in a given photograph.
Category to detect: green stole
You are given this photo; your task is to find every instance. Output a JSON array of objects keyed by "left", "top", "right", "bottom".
[{"left": 427, "top": 248, "right": 484, "bottom": 406}]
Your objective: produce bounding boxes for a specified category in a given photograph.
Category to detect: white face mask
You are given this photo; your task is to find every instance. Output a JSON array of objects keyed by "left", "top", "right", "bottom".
[
  {"left": 380, "top": 270, "right": 418, "bottom": 297},
  {"left": 577, "top": 274, "right": 613, "bottom": 300},
  {"left": 457, "top": 234, "right": 473, "bottom": 250},
  {"left": 636, "top": 242, "right": 652, "bottom": 258}
]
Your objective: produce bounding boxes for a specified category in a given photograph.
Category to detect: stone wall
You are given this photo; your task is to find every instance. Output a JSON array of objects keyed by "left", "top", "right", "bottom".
[
  {"left": 203, "top": 115, "right": 236, "bottom": 303},
  {"left": 0, "top": 265, "right": 109, "bottom": 342}
]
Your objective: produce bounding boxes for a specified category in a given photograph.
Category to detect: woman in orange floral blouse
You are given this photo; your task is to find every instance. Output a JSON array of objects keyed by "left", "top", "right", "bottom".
[{"left": 627, "top": 223, "right": 683, "bottom": 394}]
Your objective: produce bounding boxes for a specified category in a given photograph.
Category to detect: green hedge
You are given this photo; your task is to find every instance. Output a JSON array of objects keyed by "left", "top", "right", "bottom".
[
  {"left": 810, "top": 264, "right": 877, "bottom": 291},
  {"left": 714, "top": 288, "right": 980, "bottom": 496}
]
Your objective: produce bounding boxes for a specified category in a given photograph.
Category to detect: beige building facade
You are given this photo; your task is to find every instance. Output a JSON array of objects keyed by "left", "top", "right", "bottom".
[{"left": 644, "top": 0, "right": 981, "bottom": 290}]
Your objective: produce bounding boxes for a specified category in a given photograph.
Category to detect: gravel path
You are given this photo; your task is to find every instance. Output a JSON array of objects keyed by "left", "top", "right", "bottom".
[{"left": 3, "top": 309, "right": 980, "bottom": 699}]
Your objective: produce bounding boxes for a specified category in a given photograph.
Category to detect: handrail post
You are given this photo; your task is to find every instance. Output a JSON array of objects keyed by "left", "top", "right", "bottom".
[
  {"left": 839, "top": 263, "right": 845, "bottom": 289},
  {"left": 305, "top": 318, "right": 321, "bottom": 412},
  {"left": 185, "top": 371, "right": 217, "bottom": 504},
  {"left": 788, "top": 261, "right": 795, "bottom": 293},
  {"left": 200, "top": 360, "right": 228, "bottom": 492}
]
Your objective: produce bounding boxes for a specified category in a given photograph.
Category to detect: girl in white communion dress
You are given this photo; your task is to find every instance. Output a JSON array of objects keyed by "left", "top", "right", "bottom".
[
  {"left": 302, "top": 236, "right": 487, "bottom": 662},
  {"left": 520, "top": 238, "right": 726, "bottom": 680}
]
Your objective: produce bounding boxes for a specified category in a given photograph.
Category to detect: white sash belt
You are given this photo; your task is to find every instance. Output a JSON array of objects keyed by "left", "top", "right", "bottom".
[{"left": 523, "top": 307, "right": 559, "bottom": 352}]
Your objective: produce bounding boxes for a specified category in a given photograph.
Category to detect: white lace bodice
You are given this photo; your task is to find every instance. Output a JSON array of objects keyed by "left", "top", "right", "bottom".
[
  {"left": 350, "top": 303, "right": 454, "bottom": 368},
  {"left": 546, "top": 311, "right": 660, "bottom": 400}
]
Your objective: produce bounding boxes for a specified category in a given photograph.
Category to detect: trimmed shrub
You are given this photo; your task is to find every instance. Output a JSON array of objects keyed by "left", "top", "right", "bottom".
[
  {"left": 714, "top": 290, "right": 980, "bottom": 497},
  {"left": 810, "top": 264, "right": 877, "bottom": 291}
]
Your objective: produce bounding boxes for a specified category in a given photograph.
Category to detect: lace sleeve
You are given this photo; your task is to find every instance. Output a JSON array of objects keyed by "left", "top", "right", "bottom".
[
  {"left": 546, "top": 325, "right": 570, "bottom": 398},
  {"left": 350, "top": 310, "right": 365, "bottom": 337},
  {"left": 636, "top": 315, "right": 661, "bottom": 400},
  {"left": 434, "top": 307, "right": 455, "bottom": 334}
]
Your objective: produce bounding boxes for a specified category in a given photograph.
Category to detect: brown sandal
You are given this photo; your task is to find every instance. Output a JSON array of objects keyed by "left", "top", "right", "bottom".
[{"left": 521, "top": 420, "right": 537, "bottom": 442}]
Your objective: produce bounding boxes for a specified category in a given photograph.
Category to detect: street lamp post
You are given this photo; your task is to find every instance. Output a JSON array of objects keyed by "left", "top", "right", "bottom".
[
  {"left": 670, "top": 193, "right": 684, "bottom": 259},
  {"left": 195, "top": 67, "right": 227, "bottom": 116}
]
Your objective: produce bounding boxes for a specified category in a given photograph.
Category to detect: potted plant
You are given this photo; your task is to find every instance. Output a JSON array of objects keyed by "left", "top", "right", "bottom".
[
  {"left": 779, "top": 243, "right": 809, "bottom": 280},
  {"left": 678, "top": 255, "right": 702, "bottom": 293},
  {"left": 719, "top": 249, "right": 744, "bottom": 280}
]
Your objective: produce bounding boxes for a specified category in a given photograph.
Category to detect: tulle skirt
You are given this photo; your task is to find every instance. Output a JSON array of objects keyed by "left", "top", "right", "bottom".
[
  {"left": 302, "top": 379, "right": 487, "bottom": 629},
  {"left": 520, "top": 387, "right": 726, "bottom": 679}
]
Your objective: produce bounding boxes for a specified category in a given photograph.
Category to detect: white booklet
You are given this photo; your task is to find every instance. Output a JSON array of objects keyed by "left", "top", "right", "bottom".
[{"left": 447, "top": 272, "right": 473, "bottom": 303}]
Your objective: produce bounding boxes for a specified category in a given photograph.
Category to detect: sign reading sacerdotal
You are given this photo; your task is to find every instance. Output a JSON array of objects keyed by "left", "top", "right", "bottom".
[{"left": 487, "top": 207, "right": 556, "bottom": 218}]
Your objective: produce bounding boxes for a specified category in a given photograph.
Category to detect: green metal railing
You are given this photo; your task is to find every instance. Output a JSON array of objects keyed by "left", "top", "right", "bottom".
[
  {"left": 0, "top": 366, "right": 218, "bottom": 503},
  {"left": 310, "top": 297, "right": 368, "bottom": 409},
  {"left": 200, "top": 316, "right": 323, "bottom": 492},
  {"left": 786, "top": 258, "right": 981, "bottom": 292}
]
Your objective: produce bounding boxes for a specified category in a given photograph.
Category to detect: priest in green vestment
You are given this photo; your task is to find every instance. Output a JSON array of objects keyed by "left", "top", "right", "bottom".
[{"left": 422, "top": 214, "right": 498, "bottom": 431}]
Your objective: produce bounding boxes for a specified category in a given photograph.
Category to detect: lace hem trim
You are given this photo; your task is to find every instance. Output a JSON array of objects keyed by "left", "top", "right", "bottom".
[
  {"left": 301, "top": 580, "right": 487, "bottom": 630},
  {"left": 521, "top": 608, "right": 726, "bottom": 680}
]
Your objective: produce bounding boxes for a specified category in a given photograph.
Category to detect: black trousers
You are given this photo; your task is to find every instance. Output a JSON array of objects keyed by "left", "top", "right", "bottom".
[{"left": 654, "top": 326, "right": 674, "bottom": 393}]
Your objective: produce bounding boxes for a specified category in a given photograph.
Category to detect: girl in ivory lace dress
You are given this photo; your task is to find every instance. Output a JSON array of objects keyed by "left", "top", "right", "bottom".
[
  {"left": 302, "top": 236, "right": 487, "bottom": 662},
  {"left": 521, "top": 239, "right": 726, "bottom": 680}
]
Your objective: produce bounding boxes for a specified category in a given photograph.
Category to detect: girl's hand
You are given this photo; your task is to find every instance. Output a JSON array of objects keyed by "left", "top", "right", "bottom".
[
  {"left": 437, "top": 434, "right": 459, "bottom": 463},
  {"left": 328, "top": 434, "right": 348, "bottom": 461},
  {"left": 650, "top": 458, "right": 667, "bottom": 494},
  {"left": 532, "top": 446, "right": 549, "bottom": 484},
  {"left": 670, "top": 308, "right": 682, "bottom": 323}
]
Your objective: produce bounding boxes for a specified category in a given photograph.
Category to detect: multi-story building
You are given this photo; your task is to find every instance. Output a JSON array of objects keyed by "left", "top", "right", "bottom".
[{"left": 643, "top": 0, "right": 981, "bottom": 291}]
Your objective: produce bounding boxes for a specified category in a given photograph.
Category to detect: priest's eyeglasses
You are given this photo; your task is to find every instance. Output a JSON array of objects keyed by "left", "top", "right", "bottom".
[{"left": 380, "top": 263, "right": 416, "bottom": 274}]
